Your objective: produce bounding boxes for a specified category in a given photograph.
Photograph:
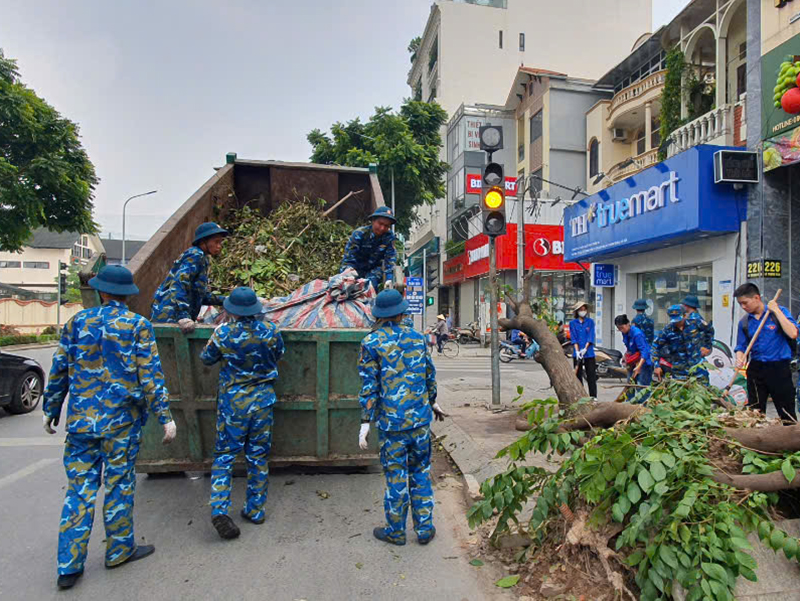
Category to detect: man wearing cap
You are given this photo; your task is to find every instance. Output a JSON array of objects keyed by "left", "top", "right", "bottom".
[
  {"left": 43, "top": 266, "right": 177, "bottom": 590},
  {"left": 358, "top": 289, "right": 446, "bottom": 546},
  {"left": 340, "top": 206, "right": 397, "bottom": 291},
  {"left": 682, "top": 295, "right": 714, "bottom": 358},
  {"left": 632, "top": 299, "right": 654, "bottom": 344},
  {"left": 200, "top": 287, "right": 285, "bottom": 540},
  {"left": 653, "top": 304, "right": 704, "bottom": 381},
  {"left": 151, "top": 221, "right": 229, "bottom": 334},
  {"left": 615, "top": 314, "right": 653, "bottom": 402},
  {"left": 569, "top": 301, "right": 597, "bottom": 398}
]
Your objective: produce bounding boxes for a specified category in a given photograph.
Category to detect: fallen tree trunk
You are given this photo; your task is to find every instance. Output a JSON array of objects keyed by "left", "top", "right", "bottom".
[
  {"left": 499, "top": 267, "right": 587, "bottom": 409},
  {"left": 560, "top": 403, "right": 645, "bottom": 431},
  {"left": 725, "top": 425, "right": 800, "bottom": 454},
  {"left": 711, "top": 470, "right": 800, "bottom": 492}
]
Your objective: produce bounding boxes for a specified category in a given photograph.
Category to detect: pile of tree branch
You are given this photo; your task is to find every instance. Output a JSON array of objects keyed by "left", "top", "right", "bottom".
[{"left": 209, "top": 198, "right": 355, "bottom": 298}]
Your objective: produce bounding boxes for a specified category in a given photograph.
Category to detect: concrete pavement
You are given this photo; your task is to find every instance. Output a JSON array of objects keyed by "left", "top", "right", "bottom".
[{"left": 0, "top": 345, "right": 505, "bottom": 601}]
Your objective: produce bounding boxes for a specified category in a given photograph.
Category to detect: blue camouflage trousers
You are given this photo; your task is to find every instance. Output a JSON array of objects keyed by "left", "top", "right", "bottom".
[
  {"left": 58, "top": 423, "right": 141, "bottom": 575},
  {"left": 210, "top": 405, "right": 274, "bottom": 522},
  {"left": 378, "top": 426, "right": 435, "bottom": 543}
]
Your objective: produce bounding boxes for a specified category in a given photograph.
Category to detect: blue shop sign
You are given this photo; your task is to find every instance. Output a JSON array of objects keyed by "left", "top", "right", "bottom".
[
  {"left": 564, "top": 145, "right": 747, "bottom": 262},
  {"left": 593, "top": 264, "right": 616, "bottom": 287}
]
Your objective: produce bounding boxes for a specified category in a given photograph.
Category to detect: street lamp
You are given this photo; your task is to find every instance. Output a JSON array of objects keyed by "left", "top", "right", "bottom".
[{"left": 122, "top": 190, "right": 157, "bottom": 265}]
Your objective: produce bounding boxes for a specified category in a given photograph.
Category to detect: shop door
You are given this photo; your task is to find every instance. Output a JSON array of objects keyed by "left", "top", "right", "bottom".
[{"left": 639, "top": 265, "right": 713, "bottom": 333}]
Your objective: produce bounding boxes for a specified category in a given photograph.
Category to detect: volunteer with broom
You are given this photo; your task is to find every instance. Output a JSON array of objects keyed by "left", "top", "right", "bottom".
[{"left": 733, "top": 283, "right": 798, "bottom": 422}]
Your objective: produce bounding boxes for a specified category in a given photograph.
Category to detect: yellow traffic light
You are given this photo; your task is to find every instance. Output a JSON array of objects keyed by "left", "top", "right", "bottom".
[{"left": 484, "top": 187, "right": 504, "bottom": 209}]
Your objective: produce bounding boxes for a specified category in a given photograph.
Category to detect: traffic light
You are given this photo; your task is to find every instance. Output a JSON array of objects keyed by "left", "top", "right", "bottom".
[
  {"left": 426, "top": 296, "right": 435, "bottom": 306},
  {"left": 58, "top": 261, "right": 68, "bottom": 302},
  {"left": 481, "top": 160, "right": 506, "bottom": 237}
]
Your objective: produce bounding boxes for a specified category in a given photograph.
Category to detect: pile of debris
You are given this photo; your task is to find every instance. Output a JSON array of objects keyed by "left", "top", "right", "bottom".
[{"left": 209, "top": 197, "right": 355, "bottom": 298}]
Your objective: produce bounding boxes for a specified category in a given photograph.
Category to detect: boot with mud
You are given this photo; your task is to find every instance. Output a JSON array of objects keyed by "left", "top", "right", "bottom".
[{"left": 212, "top": 514, "right": 241, "bottom": 539}]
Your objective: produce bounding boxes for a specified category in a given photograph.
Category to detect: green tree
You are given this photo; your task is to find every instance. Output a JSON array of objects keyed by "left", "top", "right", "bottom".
[
  {"left": 307, "top": 100, "right": 449, "bottom": 236},
  {"left": 408, "top": 36, "right": 421, "bottom": 64},
  {"left": 0, "top": 49, "right": 98, "bottom": 252}
]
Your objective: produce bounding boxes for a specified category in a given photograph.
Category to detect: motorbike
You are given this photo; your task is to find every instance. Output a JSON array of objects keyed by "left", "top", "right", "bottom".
[
  {"left": 455, "top": 321, "right": 481, "bottom": 345},
  {"left": 500, "top": 339, "right": 540, "bottom": 363},
  {"left": 561, "top": 341, "right": 627, "bottom": 379}
]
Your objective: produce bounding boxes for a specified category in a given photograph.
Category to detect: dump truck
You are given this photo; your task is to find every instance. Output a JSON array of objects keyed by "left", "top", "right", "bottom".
[{"left": 82, "top": 157, "right": 385, "bottom": 472}]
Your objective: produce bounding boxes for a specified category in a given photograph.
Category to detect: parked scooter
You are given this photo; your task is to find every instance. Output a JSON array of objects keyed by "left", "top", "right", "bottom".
[
  {"left": 455, "top": 321, "right": 481, "bottom": 345},
  {"left": 561, "top": 341, "right": 627, "bottom": 379}
]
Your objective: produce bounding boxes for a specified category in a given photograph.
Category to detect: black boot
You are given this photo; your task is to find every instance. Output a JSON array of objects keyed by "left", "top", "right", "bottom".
[
  {"left": 56, "top": 570, "right": 83, "bottom": 589},
  {"left": 106, "top": 544, "right": 155, "bottom": 569},
  {"left": 212, "top": 514, "right": 241, "bottom": 539}
]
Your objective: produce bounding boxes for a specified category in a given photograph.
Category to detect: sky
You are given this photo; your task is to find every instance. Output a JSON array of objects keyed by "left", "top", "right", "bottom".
[{"left": 1, "top": 0, "right": 688, "bottom": 240}]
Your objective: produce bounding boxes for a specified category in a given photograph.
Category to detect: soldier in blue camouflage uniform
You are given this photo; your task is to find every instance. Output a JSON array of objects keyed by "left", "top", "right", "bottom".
[
  {"left": 358, "top": 289, "right": 446, "bottom": 545},
  {"left": 682, "top": 294, "right": 714, "bottom": 359},
  {"left": 200, "top": 287, "right": 285, "bottom": 539},
  {"left": 43, "top": 266, "right": 176, "bottom": 590},
  {"left": 652, "top": 304, "right": 707, "bottom": 382},
  {"left": 341, "top": 206, "right": 397, "bottom": 291},
  {"left": 632, "top": 299, "right": 654, "bottom": 344},
  {"left": 151, "top": 222, "right": 228, "bottom": 334}
]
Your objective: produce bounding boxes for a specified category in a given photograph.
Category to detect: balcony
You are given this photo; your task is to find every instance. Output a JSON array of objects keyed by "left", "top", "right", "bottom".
[
  {"left": 666, "top": 99, "right": 746, "bottom": 158},
  {"left": 607, "top": 70, "right": 666, "bottom": 126},
  {"left": 608, "top": 149, "right": 660, "bottom": 184}
]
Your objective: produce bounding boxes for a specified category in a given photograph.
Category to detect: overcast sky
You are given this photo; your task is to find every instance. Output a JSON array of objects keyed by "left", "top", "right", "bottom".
[{"left": 1, "top": 0, "right": 688, "bottom": 240}]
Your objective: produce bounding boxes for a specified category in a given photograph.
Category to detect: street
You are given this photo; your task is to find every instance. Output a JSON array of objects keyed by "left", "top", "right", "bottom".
[{"left": 0, "top": 344, "right": 509, "bottom": 601}]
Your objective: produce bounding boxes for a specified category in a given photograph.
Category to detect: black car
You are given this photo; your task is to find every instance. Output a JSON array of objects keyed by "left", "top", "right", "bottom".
[{"left": 0, "top": 350, "right": 45, "bottom": 414}]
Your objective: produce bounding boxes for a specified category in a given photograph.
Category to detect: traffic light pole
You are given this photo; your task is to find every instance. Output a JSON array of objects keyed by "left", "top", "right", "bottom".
[
  {"left": 422, "top": 248, "right": 427, "bottom": 331},
  {"left": 489, "top": 237, "right": 501, "bottom": 406},
  {"left": 56, "top": 275, "right": 61, "bottom": 335}
]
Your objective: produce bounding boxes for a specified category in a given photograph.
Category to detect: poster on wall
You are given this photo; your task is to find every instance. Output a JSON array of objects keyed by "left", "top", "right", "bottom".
[{"left": 762, "top": 34, "right": 800, "bottom": 171}]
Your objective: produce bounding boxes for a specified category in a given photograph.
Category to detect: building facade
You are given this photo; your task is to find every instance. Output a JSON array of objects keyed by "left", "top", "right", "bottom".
[
  {"left": 405, "top": 0, "right": 652, "bottom": 326},
  {"left": 0, "top": 230, "right": 104, "bottom": 299}
]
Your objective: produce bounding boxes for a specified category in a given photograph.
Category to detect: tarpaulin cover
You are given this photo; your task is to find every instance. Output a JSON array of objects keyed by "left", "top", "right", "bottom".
[{"left": 259, "top": 268, "right": 375, "bottom": 328}]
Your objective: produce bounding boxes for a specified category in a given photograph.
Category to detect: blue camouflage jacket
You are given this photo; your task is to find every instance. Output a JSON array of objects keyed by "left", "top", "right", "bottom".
[
  {"left": 359, "top": 322, "right": 437, "bottom": 432},
  {"left": 340, "top": 226, "right": 397, "bottom": 288},
  {"left": 652, "top": 322, "right": 702, "bottom": 376},
  {"left": 200, "top": 317, "right": 285, "bottom": 414},
  {"left": 684, "top": 311, "right": 714, "bottom": 351},
  {"left": 43, "top": 301, "right": 173, "bottom": 434},
  {"left": 151, "top": 246, "right": 224, "bottom": 322},
  {"left": 632, "top": 313, "right": 654, "bottom": 344}
]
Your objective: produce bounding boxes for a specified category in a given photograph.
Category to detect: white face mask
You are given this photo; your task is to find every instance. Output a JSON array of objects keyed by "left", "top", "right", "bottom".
[{"left": 578, "top": 310, "right": 588, "bottom": 318}]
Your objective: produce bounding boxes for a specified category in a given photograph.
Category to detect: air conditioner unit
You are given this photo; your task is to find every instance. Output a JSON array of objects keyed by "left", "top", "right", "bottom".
[{"left": 612, "top": 128, "right": 627, "bottom": 141}]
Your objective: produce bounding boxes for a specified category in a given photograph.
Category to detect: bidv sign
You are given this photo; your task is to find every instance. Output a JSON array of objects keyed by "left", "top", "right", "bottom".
[
  {"left": 531, "top": 238, "right": 564, "bottom": 257},
  {"left": 570, "top": 171, "right": 680, "bottom": 237}
]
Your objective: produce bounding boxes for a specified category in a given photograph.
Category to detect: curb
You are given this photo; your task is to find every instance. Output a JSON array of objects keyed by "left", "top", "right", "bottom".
[{"left": 0, "top": 341, "right": 59, "bottom": 352}]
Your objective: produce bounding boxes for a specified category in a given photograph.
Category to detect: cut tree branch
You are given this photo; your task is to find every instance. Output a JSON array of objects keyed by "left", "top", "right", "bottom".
[{"left": 711, "top": 470, "right": 800, "bottom": 492}]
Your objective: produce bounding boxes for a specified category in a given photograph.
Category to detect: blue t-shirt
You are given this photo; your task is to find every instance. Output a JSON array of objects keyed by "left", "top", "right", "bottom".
[
  {"left": 734, "top": 306, "right": 798, "bottom": 362},
  {"left": 569, "top": 317, "right": 596, "bottom": 358},
  {"left": 622, "top": 325, "right": 652, "bottom": 366}
]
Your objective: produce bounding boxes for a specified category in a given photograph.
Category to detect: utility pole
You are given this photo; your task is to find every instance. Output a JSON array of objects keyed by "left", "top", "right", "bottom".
[
  {"left": 516, "top": 175, "right": 525, "bottom": 294},
  {"left": 489, "top": 237, "right": 501, "bottom": 406},
  {"left": 422, "top": 247, "right": 427, "bottom": 331}
]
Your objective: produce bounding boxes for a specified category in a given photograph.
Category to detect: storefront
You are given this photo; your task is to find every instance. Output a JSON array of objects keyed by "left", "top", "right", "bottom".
[
  {"left": 564, "top": 145, "right": 748, "bottom": 351},
  {"left": 443, "top": 224, "right": 584, "bottom": 327}
]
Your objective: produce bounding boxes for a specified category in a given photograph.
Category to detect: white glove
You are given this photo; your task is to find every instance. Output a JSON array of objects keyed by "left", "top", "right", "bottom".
[
  {"left": 358, "top": 423, "right": 370, "bottom": 450},
  {"left": 432, "top": 402, "right": 448, "bottom": 422},
  {"left": 178, "top": 318, "right": 196, "bottom": 334},
  {"left": 43, "top": 414, "right": 58, "bottom": 434},
  {"left": 578, "top": 348, "right": 587, "bottom": 360},
  {"left": 384, "top": 280, "right": 393, "bottom": 290},
  {"left": 162, "top": 420, "right": 177, "bottom": 444}
]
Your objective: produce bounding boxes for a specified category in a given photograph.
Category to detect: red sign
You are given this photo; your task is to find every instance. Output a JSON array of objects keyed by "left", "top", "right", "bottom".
[
  {"left": 462, "top": 224, "right": 582, "bottom": 279},
  {"left": 465, "top": 175, "right": 519, "bottom": 197},
  {"left": 443, "top": 253, "right": 466, "bottom": 285}
]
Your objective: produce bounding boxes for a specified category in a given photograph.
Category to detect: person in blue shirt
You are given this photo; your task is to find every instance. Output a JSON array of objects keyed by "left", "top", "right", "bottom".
[
  {"left": 340, "top": 206, "right": 397, "bottom": 291},
  {"left": 652, "top": 304, "right": 707, "bottom": 381},
  {"left": 358, "top": 289, "right": 446, "bottom": 546},
  {"left": 200, "top": 287, "right": 285, "bottom": 539},
  {"left": 733, "top": 283, "right": 798, "bottom": 423},
  {"left": 510, "top": 329, "right": 527, "bottom": 356},
  {"left": 569, "top": 301, "right": 597, "bottom": 398},
  {"left": 151, "top": 222, "right": 228, "bottom": 334},
  {"left": 43, "top": 266, "right": 176, "bottom": 590},
  {"left": 615, "top": 314, "right": 653, "bottom": 403},
  {"left": 632, "top": 299, "right": 654, "bottom": 344},
  {"left": 682, "top": 295, "right": 714, "bottom": 358}
]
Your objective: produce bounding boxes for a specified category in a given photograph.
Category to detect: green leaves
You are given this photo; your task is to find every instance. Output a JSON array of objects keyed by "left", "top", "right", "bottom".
[
  {"left": 627, "top": 481, "right": 642, "bottom": 504},
  {"left": 468, "top": 559, "right": 484, "bottom": 567},
  {"left": 782, "top": 458, "right": 797, "bottom": 483},
  {"left": 0, "top": 50, "right": 99, "bottom": 251},
  {"left": 494, "top": 575, "right": 520, "bottom": 588}
]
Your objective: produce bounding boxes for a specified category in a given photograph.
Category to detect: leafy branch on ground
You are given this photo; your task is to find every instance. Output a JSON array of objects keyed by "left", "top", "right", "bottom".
[{"left": 467, "top": 379, "right": 800, "bottom": 600}]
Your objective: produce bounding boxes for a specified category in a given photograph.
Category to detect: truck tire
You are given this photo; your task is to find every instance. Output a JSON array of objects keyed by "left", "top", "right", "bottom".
[{"left": 8, "top": 370, "right": 43, "bottom": 414}]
